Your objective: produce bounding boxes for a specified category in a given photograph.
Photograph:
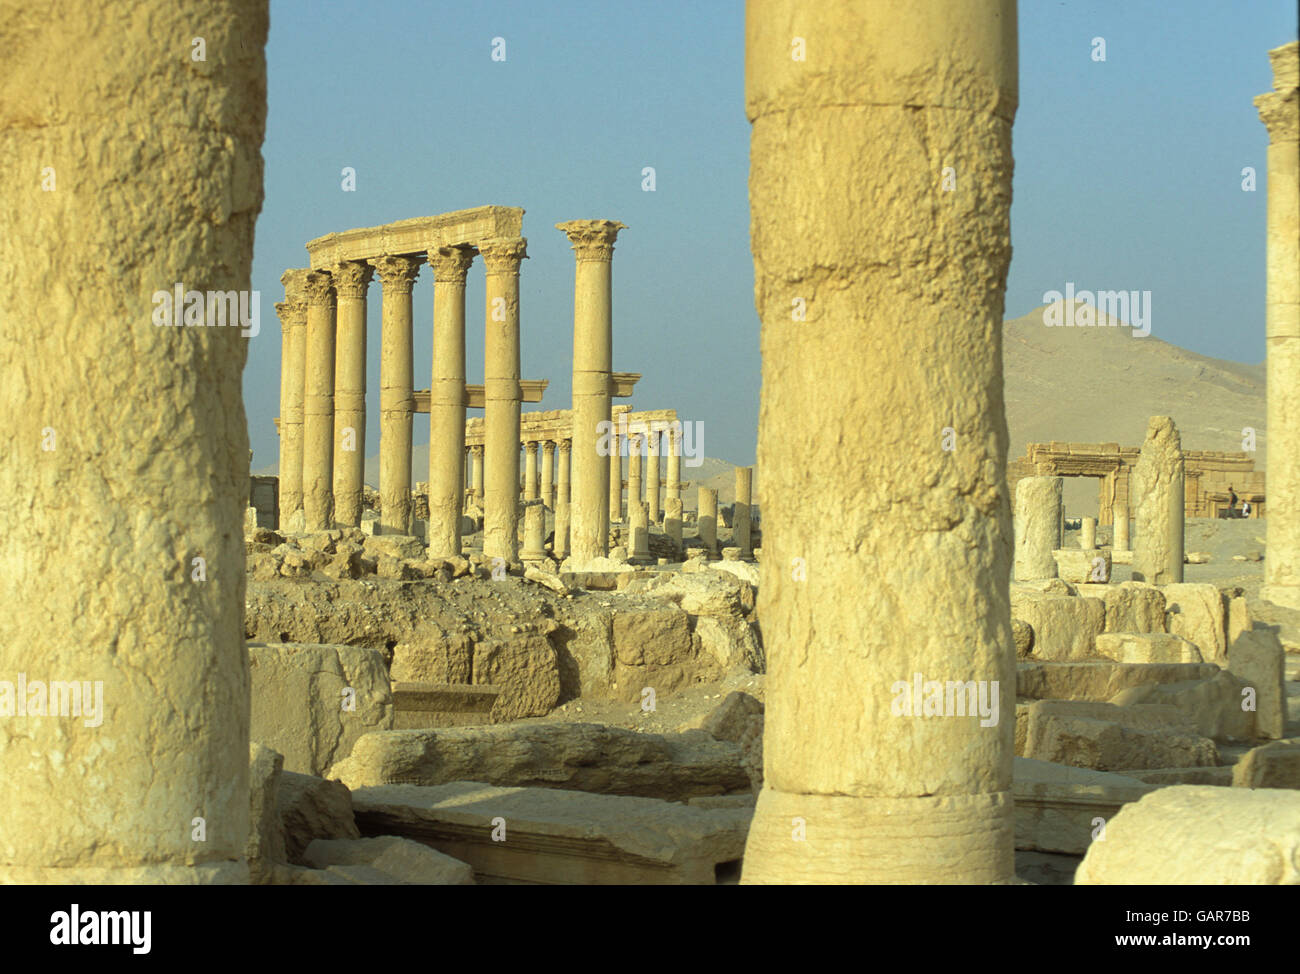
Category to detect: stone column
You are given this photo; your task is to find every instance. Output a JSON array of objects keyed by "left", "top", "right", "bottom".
[
  {"left": 330, "top": 261, "right": 372, "bottom": 527},
  {"left": 0, "top": 0, "right": 267, "bottom": 883},
  {"left": 666, "top": 424, "right": 682, "bottom": 502},
  {"left": 1132, "top": 416, "right": 1185, "bottom": 585},
  {"left": 558, "top": 220, "right": 625, "bottom": 563},
  {"left": 428, "top": 245, "right": 476, "bottom": 557},
  {"left": 541, "top": 439, "right": 555, "bottom": 510},
  {"left": 1080, "top": 516, "right": 1096, "bottom": 550},
  {"left": 524, "top": 440, "right": 538, "bottom": 500},
  {"left": 471, "top": 445, "right": 484, "bottom": 507},
  {"left": 276, "top": 269, "right": 309, "bottom": 529},
  {"left": 374, "top": 256, "right": 420, "bottom": 536},
  {"left": 1014, "top": 477, "right": 1062, "bottom": 581},
  {"left": 1257, "top": 42, "right": 1300, "bottom": 609},
  {"left": 741, "top": 0, "right": 1018, "bottom": 885},
  {"left": 556, "top": 439, "right": 572, "bottom": 558},
  {"left": 665, "top": 497, "right": 684, "bottom": 554},
  {"left": 735, "top": 465, "right": 754, "bottom": 558},
  {"left": 698, "top": 486, "right": 719, "bottom": 558},
  {"left": 630, "top": 495, "right": 651, "bottom": 563},
  {"left": 480, "top": 237, "right": 527, "bottom": 563},
  {"left": 522, "top": 441, "right": 545, "bottom": 561},
  {"left": 646, "top": 427, "right": 662, "bottom": 524},
  {"left": 1114, "top": 505, "right": 1130, "bottom": 552},
  {"left": 609, "top": 427, "right": 622, "bottom": 523},
  {"left": 627, "top": 432, "right": 644, "bottom": 514},
  {"left": 302, "top": 270, "right": 337, "bottom": 531}
]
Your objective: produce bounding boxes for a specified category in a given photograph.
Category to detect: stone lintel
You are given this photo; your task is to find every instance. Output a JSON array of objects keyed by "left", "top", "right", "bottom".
[{"left": 306, "top": 206, "right": 525, "bottom": 268}]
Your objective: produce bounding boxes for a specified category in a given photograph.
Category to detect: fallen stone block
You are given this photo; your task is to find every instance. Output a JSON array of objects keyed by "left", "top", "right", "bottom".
[
  {"left": 248, "top": 743, "right": 287, "bottom": 884},
  {"left": 249, "top": 642, "right": 395, "bottom": 777},
  {"left": 1053, "top": 549, "right": 1111, "bottom": 585},
  {"left": 472, "top": 628, "right": 562, "bottom": 721},
  {"left": 1076, "top": 582, "right": 1166, "bottom": 634},
  {"left": 1012, "top": 619, "right": 1033, "bottom": 658},
  {"left": 351, "top": 781, "right": 751, "bottom": 884},
  {"left": 330, "top": 722, "right": 750, "bottom": 801},
  {"left": 1124, "top": 766, "right": 1234, "bottom": 787},
  {"left": 1010, "top": 593, "right": 1105, "bottom": 661},
  {"left": 1021, "top": 700, "right": 1218, "bottom": 772},
  {"left": 1094, "top": 632, "right": 1202, "bottom": 664},
  {"left": 392, "top": 683, "right": 500, "bottom": 729},
  {"left": 302, "top": 836, "right": 474, "bottom": 885},
  {"left": 1018, "top": 661, "right": 1219, "bottom": 702},
  {"left": 1233, "top": 740, "right": 1300, "bottom": 789},
  {"left": 1162, "top": 582, "right": 1227, "bottom": 664},
  {"left": 1075, "top": 785, "right": 1300, "bottom": 884},
  {"left": 1013, "top": 757, "right": 1155, "bottom": 856},
  {"left": 277, "top": 771, "right": 361, "bottom": 865},
  {"left": 1111, "top": 670, "right": 1256, "bottom": 743},
  {"left": 1230, "top": 626, "right": 1287, "bottom": 740}
]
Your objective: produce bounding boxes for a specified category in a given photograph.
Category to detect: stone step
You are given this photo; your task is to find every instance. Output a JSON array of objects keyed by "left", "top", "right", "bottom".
[
  {"left": 392, "top": 683, "right": 499, "bottom": 730},
  {"left": 1013, "top": 757, "right": 1155, "bottom": 856},
  {"left": 1018, "top": 661, "right": 1219, "bottom": 702},
  {"left": 351, "top": 781, "right": 751, "bottom": 885}
]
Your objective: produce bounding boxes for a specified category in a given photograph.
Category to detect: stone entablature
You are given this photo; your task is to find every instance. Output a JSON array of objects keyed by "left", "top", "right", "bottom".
[{"left": 305, "top": 206, "right": 524, "bottom": 267}]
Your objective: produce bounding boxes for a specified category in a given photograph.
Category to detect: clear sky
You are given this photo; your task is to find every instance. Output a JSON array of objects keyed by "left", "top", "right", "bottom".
[{"left": 246, "top": 0, "right": 1298, "bottom": 473}]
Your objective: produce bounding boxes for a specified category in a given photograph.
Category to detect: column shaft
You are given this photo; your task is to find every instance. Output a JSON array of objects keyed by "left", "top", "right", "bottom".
[
  {"left": 735, "top": 464, "right": 753, "bottom": 557},
  {"left": 375, "top": 256, "right": 420, "bottom": 536},
  {"left": 480, "top": 238, "right": 527, "bottom": 562},
  {"left": 331, "top": 261, "right": 372, "bottom": 527},
  {"left": 302, "top": 271, "right": 337, "bottom": 531},
  {"left": 698, "top": 486, "right": 719, "bottom": 558},
  {"left": 646, "top": 428, "right": 662, "bottom": 523},
  {"left": 276, "top": 269, "right": 309, "bottom": 528},
  {"left": 428, "top": 246, "right": 475, "bottom": 556},
  {"left": 556, "top": 440, "right": 572, "bottom": 558},
  {"left": 667, "top": 425, "right": 682, "bottom": 501},
  {"left": 541, "top": 439, "right": 555, "bottom": 510}
]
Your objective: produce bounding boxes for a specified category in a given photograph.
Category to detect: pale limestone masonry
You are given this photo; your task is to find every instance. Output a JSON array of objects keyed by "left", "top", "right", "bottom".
[
  {"left": 303, "top": 270, "right": 338, "bottom": 530},
  {"left": 1131, "top": 416, "right": 1184, "bottom": 585},
  {"left": 734, "top": 466, "right": 754, "bottom": 559},
  {"left": 427, "top": 246, "right": 476, "bottom": 555},
  {"left": 374, "top": 256, "right": 421, "bottom": 535},
  {"left": 740, "top": 0, "right": 1018, "bottom": 884},
  {"left": 560, "top": 220, "right": 626, "bottom": 563},
  {"left": 276, "top": 270, "right": 309, "bottom": 526},
  {"left": 1079, "top": 516, "right": 1096, "bottom": 550},
  {"left": 698, "top": 487, "right": 719, "bottom": 558},
  {"left": 1113, "top": 504, "right": 1130, "bottom": 552},
  {"left": 0, "top": 0, "right": 266, "bottom": 883},
  {"left": 1014, "top": 477, "right": 1062, "bottom": 582},
  {"left": 1258, "top": 42, "right": 1300, "bottom": 609},
  {"left": 331, "top": 261, "right": 373, "bottom": 527}
]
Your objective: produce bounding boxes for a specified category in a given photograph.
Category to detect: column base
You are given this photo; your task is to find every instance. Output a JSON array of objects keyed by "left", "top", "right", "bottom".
[
  {"left": 1262, "top": 582, "right": 1300, "bottom": 611},
  {"left": 0, "top": 860, "right": 250, "bottom": 885},
  {"left": 741, "top": 787, "right": 1014, "bottom": 885}
]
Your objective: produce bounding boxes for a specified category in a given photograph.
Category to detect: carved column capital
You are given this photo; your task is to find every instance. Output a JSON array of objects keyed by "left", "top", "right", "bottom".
[
  {"left": 1256, "top": 88, "right": 1299, "bottom": 143},
  {"left": 427, "top": 245, "right": 477, "bottom": 284},
  {"left": 331, "top": 260, "right": 374, "bottom": 299},
  {"left": 479, "top": 237, "right": 528, "bottom": 273},
  {"left": 303, "top": 270, "right": 336, "bottom": 307},
  {"left": 558, "top": 439, "right": 572, "bottom": 455},
  {"left": 372, "top": 255, "right": 422, "bottom": 295},
  {"left": 525, "top": 440, "right": 538, "bottom": 456},
  {"left": 470, "top": 445, "right": 484, "bottom": 459},
  {"left": 555, "top": 219, "right": 627, "bottom": 261}
]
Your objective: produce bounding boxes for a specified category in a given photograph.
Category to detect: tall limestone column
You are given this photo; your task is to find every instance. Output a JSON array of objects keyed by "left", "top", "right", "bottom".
[
  {"left": 556, "top": 439, "right": 572, "bottom": 557},
  {"left": 541, "top": 439, "right": 555, "bottom": 510},
  {"left": 522, "top": 440, "right": 545, "bottom": 561},
  {"left": 276, "top": 269, "right": 309, "bottom": 528},
  {"left": 0, "top": 0, "right": 267, "bottom": 883},
  {"left": 627, "top": 432, "right": 644, "bottom": 512},
  {"left": 471, "top": 445, "right": 485, "bottom": 507},
  {"left": 1114, "top": 504, "right": 1130, "bottom": 552},
  {"left": 646, "top": 427, "right": 662, "bottom": 524},
  {"left": 698, "top": 486, "right": 719, "bottom": 558},
  {"left": 1131, "top": 416, "right": 1185, "bottom": 585},
  {"left": 480, "top": 237, "right": 527, "bottom": 562},
  {"left": 302, "top": 270, "right": 337, "bottom": 531},
  {"left": 609, "top": 427, "right": 623, "bottom": 523},
  {"left": 374, "top": 256, "right": 420, "bottom": 536},
  {"left": 559, "top": 220, "right": 626, "bottom": 563},
  {"left": 331, "top": 261, "right": 372, "bottom": 527},
  {"left": 1257, "top": 42, "right": 1300, "bottom": 609},
  {"left": 428, "top": 245, "right": 476, "bottom": 556},
  {"left": 1080, "top": 516, "right": 1097, "bottom": 550},
  {"left": 666, "top": 424, "right": 682, "bottom": 502},
  {"left": 1014, "top": 477, "right": 1062, "bottom": 581},
  {"left": 741, "top": 0, "right": 1019, "bottom": 884},
  {"left": 735, "top": 465, "right": 754, "bottom": 558}
]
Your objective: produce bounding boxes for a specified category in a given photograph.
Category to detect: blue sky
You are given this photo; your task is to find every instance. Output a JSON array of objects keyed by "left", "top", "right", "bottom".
[{"left": 246, "top": 0, "right": 1297, "bottom": 471}]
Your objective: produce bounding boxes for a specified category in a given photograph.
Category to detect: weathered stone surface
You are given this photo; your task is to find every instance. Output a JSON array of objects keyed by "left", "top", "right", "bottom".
[
  {"left": 1018, "top": 660, "right": 1219, "bottom": 701},
  {"left": 1230, "top": 626, "right": 1287, "bottom": 740},
  {"left": 363, "top": 533, "right": 426, "bottom": 562},
  {"left": 248, "top": 744, "right": 287, "bottom": 884},
  {"left": 1053, "top": 548, "right": 1110, "bottom": 585},
  {"left": 330, "top": 722, "right": 750, "bottom": 800},
  {"left": 1013, "top": 757, "right": 1155, "bottom": 855},
  {"left": 1015, "top": 477, "right": 1062, "bottom": 581},
  {"left": 678, "top": 691, "right": 764, "bottom": 744},
  {"left": 1111, "top": 670, "right": 1256, "bottom": 743},
  {"left": 1075, "top": 785, "right": 1300, "bottom": 884},
  {"left": 249, "top": 642, "right": 395, "bottom": 776},
  {"left": 1021, "top": 700, "right": 1218, "bottom": 772},
  {"left": 1162, "top": 583, "right": 1226, "bottom": 664},
  {"left": 694, "top": 616, "right": 765, "bottom": 672},
  {"left": 710, "top": 559, "right": 760, "bottom": 587},
  {"left": 1131, "top": 416, "right": 1185, "bottom": 585},
  {"left": 390, "top": 632, "right": 474, "bottom": 685},
  {"left": 612, "top": 605, "right": 693, "bottom": 666},
  {"left": 472, "top": 630, "right": 562, "bottom": 721},
  {"left": 277, "top": 771, "right": 361, "bottom": 865},
  {"left": 351, "top": 782, "right": 752, "bottom": 884},
  {"left": 644, "top": 570, "right": 756, "bottom": 620},
  {"left": 1094, "top": 632, "right": 1202, "bottom": 664},
  {"left": 1012, "top": 619, "right": 1034, "bottom": 658},
  {"left": 302, "top": 836, "right": 474, "bottom": 885},
  {"left": 392, "top": 683, "right": 499, "bottom": 729},
  {"left": 1233, "top": 740, "right": 1300, "bottom": 789},
  {"left": 1096, "top": 582, "right": 1167, "bottom": 634},
  {"left": 1011, "top": 593, "right": 1105, "bottom": 661}
]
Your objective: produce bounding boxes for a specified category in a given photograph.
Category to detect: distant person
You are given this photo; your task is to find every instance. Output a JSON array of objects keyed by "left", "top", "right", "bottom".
[
  {"left": 1242, "top": 500, "right": 1252, "bottom": 518},
  {"left": 1228, "top": 486, "right": 1239, "bottom": 518}
]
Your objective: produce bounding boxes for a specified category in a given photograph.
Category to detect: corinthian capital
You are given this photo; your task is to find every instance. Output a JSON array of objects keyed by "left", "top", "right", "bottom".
[
  {"left": 372, "top": 256, "right": 422, "bottom": 295},
  {"left": 331, "top": 260, "right": 375, "bottom": 299},
  {"left": 303, "top": 270, "right": 335, "bottom": 307},
  {"left": 556, "top": 219, "right": 627, "bottom": 261},
  {"left": 479, "top": 237, "right": 528, "bottom": 273},
  {"left": 428, "top": 245, "right": 477, "bottom": 284},
  {"left": 1256, "top": 88, "right": 1299, "bottom": 143}
]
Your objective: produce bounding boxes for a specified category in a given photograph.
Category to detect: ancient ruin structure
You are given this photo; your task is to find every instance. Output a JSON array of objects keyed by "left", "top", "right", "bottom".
[
  {"left": 1008, "top": 441, "right": 1265, "bottom": 524},
  {"left": 1014, "top": 477, "right": 1063, "bottom": 581},
  {"left": 740, "top": 0, "right": 1018, "bottom": 884},
  {"left": 1258, "top": 41, "right": 1300, "bottom": 610},
  {"left": 0, "top": 0, "right": 266, "bottom": 882},
  {"left": 1131, "top": 416, "right": 1185, "bottom": 585}
]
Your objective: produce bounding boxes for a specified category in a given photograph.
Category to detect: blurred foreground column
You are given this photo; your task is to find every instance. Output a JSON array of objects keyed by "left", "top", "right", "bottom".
[{"left": 741, "top": 0, "right": 1019, "bottom": 884}]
